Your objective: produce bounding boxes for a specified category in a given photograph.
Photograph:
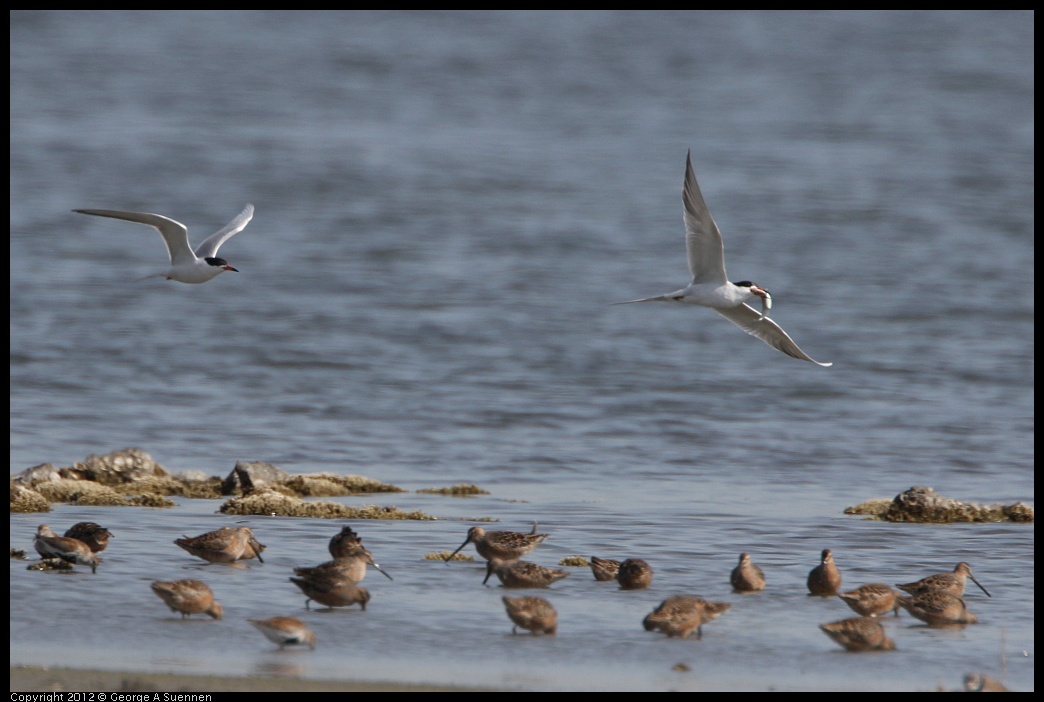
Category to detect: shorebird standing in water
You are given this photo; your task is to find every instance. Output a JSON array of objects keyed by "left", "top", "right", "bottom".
[
  {"left": 963, "top": 673, "right": 1010, "bottom": 692},
  {"left": 174, "top": 526, "right": 265, "bottom": 564},
  {"left": 150, "top": 580, "right": 223, "bottom": 620},
  {"left": 290, "top": 568, "right": 371, "bottom": 611},
  {"left": 837, "top": 583, "right": 901, "bottom": 617},
  {"left": 295, "top": 526, "right": 392, "bottom": 584},
  {"left": 444, "top": 523, "right": 549, "bottom": 584},
  {"left": 33, "top": 524, "right": 99, "bottom": 573},
  {"left": 819, "top": 617, "right": 896, "bottom": 652},
  {"left": 730, "top": 553, "right": 766, "bottom": 593},
  {"left": 589, "top": 556, "right": 621, "bottom": 582},
  {"left": 502, "top": 596, "right": 557, "bottom": 635},
  {"left": 63, "top": 522, "right": 113, "bottom": 553},
  {"left": 486, "top": 559, "right": 570, "bottom": 589},
  {"left": 807, "top": 549, "right": 842, "bottom": 596},
  {"left": 898, "top": 592, "right": 978, "bottom": 626},
  {"left": 293, "top": 551, "right": 392, "bottom": 584},
  {"left": 616, "top": 558, "right": 654, "bottom": 590},
  {"left": 642, "top": 596, "right": 732, "bottom": 640},
  {"left": 896, "top": 562, "right": 991, "bottom": 598},
  {"left": 250, "top": 617, "right": 317, "bottom": 650}
]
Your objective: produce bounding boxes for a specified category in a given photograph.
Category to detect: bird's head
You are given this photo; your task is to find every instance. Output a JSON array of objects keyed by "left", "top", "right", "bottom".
[
  {"left": 735, "top": 281, "right": 772, "bottom": 319},
  {"left": 205, "top": 256, "right": 238, "bottom": 272}
]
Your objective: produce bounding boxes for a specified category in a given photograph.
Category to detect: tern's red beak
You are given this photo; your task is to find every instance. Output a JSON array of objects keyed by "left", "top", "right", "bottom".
[{"left": 751, "top": 285, "right": 772, "bottom": 320}]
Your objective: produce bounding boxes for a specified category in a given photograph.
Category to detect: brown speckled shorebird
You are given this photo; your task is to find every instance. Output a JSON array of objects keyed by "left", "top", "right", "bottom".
[
  {"left": 837, "top": 583, "right": 902, "bottom": 617},
  {"left": 807, "top": 549, "right": 842, "bottom": 596},
  {"left": 295, "top": 527, "right": 391, "bottom": 584},
  {"left": 293, "top": 551, "right": 393, "bottom": 584},
  {"left": 896, "top": 562, "right": 991, "bottom": 598},
  {"left": 730, "top": 553, "right": 766, "bottom": 593},
  {"left": 174, "top": 526, "right": 265, "bottom": 564},
  {"left": 642, "top": 596, "right": 732, "bottom": 640},
  {"left": 819, "top": 616, "right": 896, "bottom": 652},
  {"left": 63, "top": 522, "right": 113, "bottom": 553},
  {"left": 617, "top": 558, "right": 654, "bottom": 590},
  {"left": 290, "top": 568, "right": 371, "bottom": 610},
  {"left": 33, "top": 525, "right": 99, "bottom": 573},
  {"left": 150, "top": 579, "right": 223, "bottom": 620},
  {"left": 964, "top": 673, "right": 1010, "bottom": 692},
  {"left": 898, "top": 592, "right": 978, "bottom": 626},
  {"left": 445, "top": 523, "right": 550, "bottom": 582},
  {"left": 242, "top": 537, "right": 266, "bottom": 562},
  {"left": 250, "top": 617, "right": 317, "bottom": 650},
  {"left": 589, "top": 556, "right": 621, "bottom": 582},
  {"left": 327, "top": 525, "right": 366, "bottom": 559},
  {"left": 487, "top": 559, "right": 570, "bottom": 589},
  {"left": 502, "top": 595, "right": 557, "bottom": 635}
]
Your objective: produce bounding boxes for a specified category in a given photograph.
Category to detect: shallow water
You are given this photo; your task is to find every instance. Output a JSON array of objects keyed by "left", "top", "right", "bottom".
[{"left": 9, "top": 11, "right": 1034, "bottom": 692}]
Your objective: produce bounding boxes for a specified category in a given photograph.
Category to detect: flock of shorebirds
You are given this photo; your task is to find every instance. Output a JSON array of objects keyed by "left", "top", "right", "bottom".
[{"left": 29, "top": 519, "right": 1005, "bottom": 689}]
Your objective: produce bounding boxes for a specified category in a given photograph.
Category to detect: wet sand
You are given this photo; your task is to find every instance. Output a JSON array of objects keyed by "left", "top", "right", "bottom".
[{"left": 10, "top": 666, "right": 491, "bottom": 692}]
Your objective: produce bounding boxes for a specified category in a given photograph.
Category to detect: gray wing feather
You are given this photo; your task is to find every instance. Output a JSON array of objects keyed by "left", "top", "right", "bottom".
[
  {"left": 683, "top": 151, "right": 728, "bottom": 286},
  {"left": 194, "top": 204, "right": 254, "bottom": 258},
  {"left": 716, "top": 304, "right": 831, "bottom": 366}
]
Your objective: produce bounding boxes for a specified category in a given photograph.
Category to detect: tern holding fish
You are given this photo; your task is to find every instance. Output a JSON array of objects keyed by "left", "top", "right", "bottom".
[{"left": 614, "top": 151, "right": 830, "bottom": 366}]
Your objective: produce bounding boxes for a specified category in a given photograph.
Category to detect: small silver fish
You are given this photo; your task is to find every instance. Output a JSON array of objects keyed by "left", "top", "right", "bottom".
[{"left": 758, "top": 290, "right": 772, "bottom": 320}]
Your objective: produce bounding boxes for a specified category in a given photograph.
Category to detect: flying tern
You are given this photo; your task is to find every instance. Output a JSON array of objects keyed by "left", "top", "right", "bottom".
[
  {"left": 614, "top": 151, "right": 831, "bottom": 366},
  {"left": 73, "top": 204, "right": 253, "bottom": 284}
]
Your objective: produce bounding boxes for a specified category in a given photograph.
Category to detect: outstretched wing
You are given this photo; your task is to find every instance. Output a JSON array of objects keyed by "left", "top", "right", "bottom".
[
  {"left": 683, "top": 151, "right": 728, "bottom": 286},
  {"left": 715, "top": 304, "right": 831, "bottom": 366},
  {"left": 74, "top": 208, "right": 193, "bottom": 266},
  {"left": 194, "top": 204, "right": 254, "bottom": 259}
]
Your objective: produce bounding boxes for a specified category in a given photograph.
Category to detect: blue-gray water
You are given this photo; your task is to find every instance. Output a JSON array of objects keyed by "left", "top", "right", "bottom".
[{"left": 10, "top": 11, "right": 1033, "bottom": 692}]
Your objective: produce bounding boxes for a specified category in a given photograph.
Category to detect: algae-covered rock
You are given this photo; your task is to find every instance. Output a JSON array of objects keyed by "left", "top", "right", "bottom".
[
  {"left": 15, "top": 450, "right": 406, "bottom": 509},
  {"left": 221, "top": 461, "right": 404, "bottom": 497},
  {"left": 416, "top": 484, "right": 490, "bottom": 496},
  {"left": 221, "top": 460, "right": 290, "bottom": 495},
  {"left": 559, "top": 555, "right": 589, "bottom": 567},
  {"left": 27, "top": 558, "right": 74, "bottom": 572},
  {"left": 281, "top": 473, "right": 405, "bottom": 497},
  {"left": 10, "top": 483, "right": 51, "bottom": 513},
  {"left": 846, "top": 486, "right": 1033, "bottom": 523},
  {"left": 35, "top": 479, "right": 124, "bottom": 504},
  {"left": 123, "top": 493, "right": 176, "bottom": 508},
  {"left": 60, "top": 448, "right": 169, "bottom": 485},
  {"left": 32, "top": 478, "right": 174, "bottom": 507},
  {"left": 843, "top": 499, "right": 891, "bottom": 517},
  {"left": 10, "top": 464, "right": 62, "bottom": 489},
  {"left": 113, "top": 475, "right": 222, "bottom": 499},
  {"left": 425, "top": 551, "right": 474, "bottom": 561},
  {"left": 1002, "top": 502, "right": 1034, "bottom": 522},
  {"left": 219, "top": 487, "right": 435, "bottom": 520}
]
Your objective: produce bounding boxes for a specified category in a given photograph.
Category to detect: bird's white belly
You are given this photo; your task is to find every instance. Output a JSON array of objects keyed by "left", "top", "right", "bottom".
[
  {"left": 677, "top": 284, "right": 745, "bottom": 309},
  {"left": 168, "top": 264, "right": 225, "bottom": 284}
]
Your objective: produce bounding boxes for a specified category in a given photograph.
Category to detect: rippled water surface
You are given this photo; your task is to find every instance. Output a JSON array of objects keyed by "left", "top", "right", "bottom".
[{"left": 10, "top": 11, "right": 1033, "bottom": 692}]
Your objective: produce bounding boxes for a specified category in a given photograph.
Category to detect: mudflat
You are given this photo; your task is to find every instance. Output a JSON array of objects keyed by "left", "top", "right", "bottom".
[{"left": 10, "top": 666, "right": 489, "bottom": 693}]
